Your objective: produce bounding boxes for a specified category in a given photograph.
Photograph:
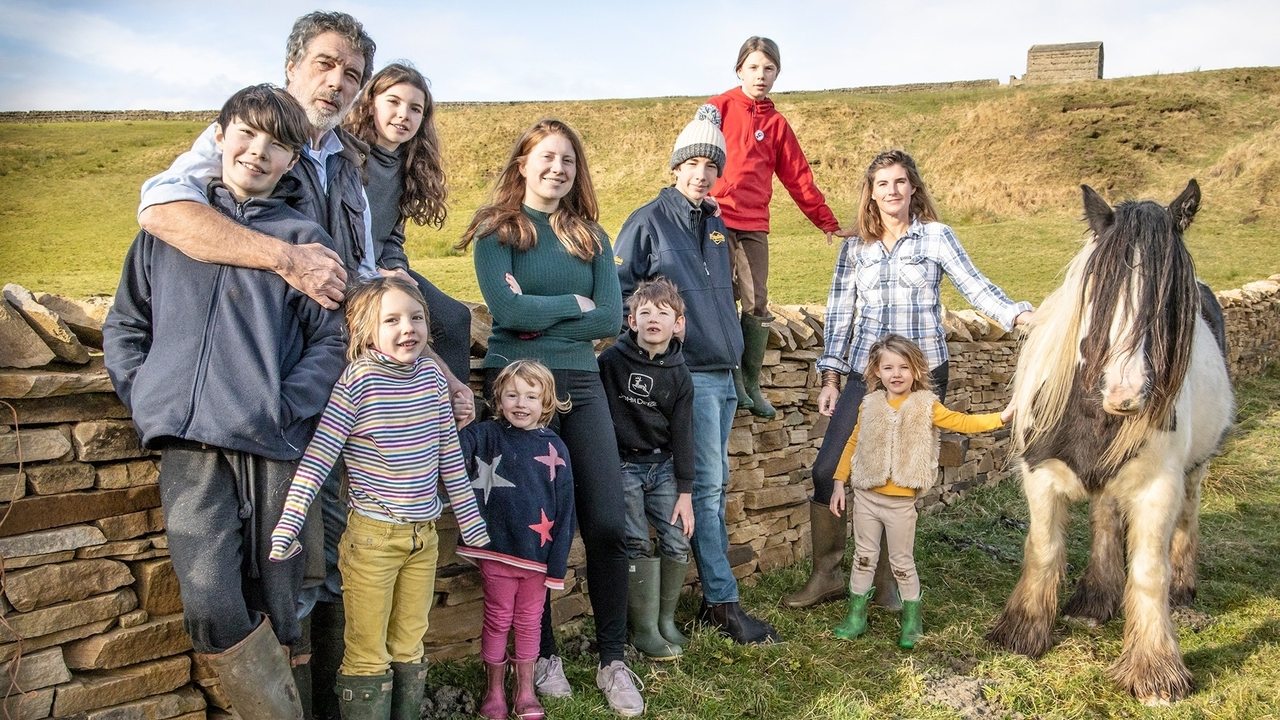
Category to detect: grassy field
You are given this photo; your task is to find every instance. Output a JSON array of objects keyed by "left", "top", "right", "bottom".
[
  {"left": 2, "top": 67, "right": 1279, "bottom": 304},
  {"left": 426, "top": 364, "right": 1280, "bottom": 719}
]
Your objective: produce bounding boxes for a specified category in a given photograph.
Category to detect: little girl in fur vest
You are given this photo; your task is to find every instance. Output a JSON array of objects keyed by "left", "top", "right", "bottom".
[{"left": 828, "top": 334, "right": 1012, "bottom": 648}]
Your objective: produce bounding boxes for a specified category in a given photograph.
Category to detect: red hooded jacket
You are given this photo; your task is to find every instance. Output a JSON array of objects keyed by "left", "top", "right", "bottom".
[{"left": 706, "top": 86, "right": 840, "bottom": 234}]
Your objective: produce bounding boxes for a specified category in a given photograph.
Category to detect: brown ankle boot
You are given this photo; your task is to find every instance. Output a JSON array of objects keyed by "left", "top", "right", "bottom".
[
  {"left": 478, "top": 661, "right": 507, "bottom": 720},
  {"left": 511, "top": 660, "right": 545, "bottom": 719}
]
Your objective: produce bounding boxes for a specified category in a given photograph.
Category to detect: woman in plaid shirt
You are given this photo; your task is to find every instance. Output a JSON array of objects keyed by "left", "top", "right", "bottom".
[{"left": 784, "top": 149, "right": 1033, "bottom": 610}]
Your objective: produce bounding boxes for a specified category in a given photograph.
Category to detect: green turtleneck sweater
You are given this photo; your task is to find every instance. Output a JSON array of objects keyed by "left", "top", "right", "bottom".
[{"left": 473, "top": 206, "right": 623, "bottom": 372}]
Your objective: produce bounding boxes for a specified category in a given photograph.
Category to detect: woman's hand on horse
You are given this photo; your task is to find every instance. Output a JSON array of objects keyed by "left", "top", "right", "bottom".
[
  {"left": 818, "top": 385, "right": 840, "bottom": 417},
  {"left": 1001, "top": 402, "right": 1015, "bottom": 424},
  {"left": 1015, "top": 310, "right": 1036, "bottom": 327}
]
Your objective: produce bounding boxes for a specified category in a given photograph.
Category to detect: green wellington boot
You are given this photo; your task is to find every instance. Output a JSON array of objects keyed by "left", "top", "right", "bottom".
[
  {"left": 739, "top": 313, "right": 776, "bottom": 419},
  {"left": 628, "top": 557, "right": 681, "bottom": 660},
  {"left": 899, "top": 597, "right": 924, "bottom": 649},
  {"left": 732, "top": 368, "right": 755, "bottom": 411},
  {"left": 388, "top": 661, "right": 427, "bottom": 720},
  {"left": 833, "top": 587, "right": 876, "bottom": 640},
  {"left": 657, "top": 556, "right": 690, "bottom": 647},
  {"left": 335, "top": 672, "right": 393, "bottom": 720},
  {"left": 200, "top": 617, "right": 305, "bottom": 720}
]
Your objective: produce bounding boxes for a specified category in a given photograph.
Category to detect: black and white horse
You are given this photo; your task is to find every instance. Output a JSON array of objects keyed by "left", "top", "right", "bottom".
[{"left": 987, "top": 180, "right": 1233, "bottom": 704}]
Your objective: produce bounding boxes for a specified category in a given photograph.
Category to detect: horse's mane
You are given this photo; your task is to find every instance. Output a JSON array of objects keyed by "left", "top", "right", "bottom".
[{"left": 1013, "top": 200, "right": 1199, "bottom": 467}]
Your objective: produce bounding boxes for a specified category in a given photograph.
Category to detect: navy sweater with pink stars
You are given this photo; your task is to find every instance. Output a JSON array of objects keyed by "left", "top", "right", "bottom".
[{"left": 455, "top": 420, "right": 576, "bottom": 589}]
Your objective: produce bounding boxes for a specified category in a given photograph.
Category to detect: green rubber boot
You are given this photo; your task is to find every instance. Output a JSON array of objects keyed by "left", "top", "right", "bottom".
[
  {"left": 657, "top": 556, "right": 690, "bottom": 648},
  {"left": 335, "top": 672, "right": 393, "bottom": 720},
  {"left": 740, "top": 313, "right": 776, "bottom": 419},
  {"left": 388, "top": 661, "right": 427, "bottom": 720},
  {"left": 899, "top": 597, "right": 924, "bottom": 649},
  {"left": 628, "top": 557, "right": 681, "bottom": 660},
  {"left": 732, "top": 368, "right": 754, "bottom": 411},
  {"left": 833, "top": 587, "right": 875, "bottom": 641}
]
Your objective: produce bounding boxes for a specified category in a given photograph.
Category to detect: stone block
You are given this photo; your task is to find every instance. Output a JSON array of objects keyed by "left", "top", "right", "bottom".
[
  {"left": 0, "top": 647, "right": 72, "bottom": 693},
  {"left": 77, "top": 538, "right": 153, "bottom": 559},
  {"left": 3, "top": 393, "right": 130, "bottom": 425},
  {"left": 0, "top": 425, "right": 72, "bottom": 465},
  {"left": 423, "top": 599, "right": 483, "bottom": 644},
  {"left": 81, "top": 685, "right": 206, "bottom": 720},
  {"left": 64, "top": 613, "right": 192, "bottom": 670},
  {"left": 3, "top": 284, "right": 91, "bottom": 364},
  {"left": 0, "top": 470, "right": 25, "bottom": 501},
  {"left": 97, "top": 459, "right": 161, "bottom": 489},
  {"left": 727, "top": 426, "right": 754, "bottom": 456},
  {"left": 759, "top": 451, "right": 805, "bottom": 477},
  {"left": 0, "top": 357, "right": 114, "bottom": 398},
  {"left": 132, "top": 558, "right": 184, "bottom": 616},
  {"left": 95, "top": 510, "right": 158, "bottom": 540},
  {"left": 423, "top": 640, "right": 478, "bottom": 662},
  {"left": 549, "top": 591, "right": 591, "bottom": 628},
  {"left": 0, "top": 588, "right": 137, "bottom": 643},
  {"left": 4, "top": 558, "right": 134, "bottom": 612},
  {"left": 35, "top": 292, "right": 111, "bottom": 349},
  {"left": 0, "top": 687, "right": 54, "bottom": 720},
  {"left": 25, "top": 461, "right": 96, "bottom": 494},
  {"left": 0, "top": 295, "right": 56, "bottom": 369},
  {"left": 4, "top": 549, "right": 76, "bottom": 569},
  {"left": 938, "top": 434, "right": 969, "bottom": 467},
  {"left": 0, "top": 524, "right": 106, "bottom": 558},
  {"left": 725, "top": 494, "right": 745, "bottom": 523},
  {"left": 52, "top": 654, "right": 190, "bottom": 716},
  {"left": 74, "top": 420, "right": 149, "bottom": 461},
  {"left": 0, "top": 619, "right": 115, "bottom": 663},
  {"left": 0, "top": 485, "right": 160, "bottom": 537},
  {"left": 435, "top": 564, "right": 484, "bottom": 606},
  {"left": 742, "top": 484, "right": 806, "bottom": 511},
  {"left": 756, "top": 542, "right": 795, "bottom": 573},
  {"left": 755, "top": 428, "right": 789, "bottom": 453},
  {"left": 118, "top": 609, "right": 149, "bottom": 629}
]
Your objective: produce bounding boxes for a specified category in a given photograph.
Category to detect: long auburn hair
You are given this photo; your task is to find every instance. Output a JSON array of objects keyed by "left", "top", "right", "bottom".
[
  {"left": 346, "top": 62, "right": 448, "bottom": 229},
  {"left": 857, "top": 149, "right": 941, "bottom": 242},
  {"left": 457, "top": 118, "right": 602, "bottom": 261},
  {"left": 1012, "top": 183, "right": 1201, "bottom": 468}
]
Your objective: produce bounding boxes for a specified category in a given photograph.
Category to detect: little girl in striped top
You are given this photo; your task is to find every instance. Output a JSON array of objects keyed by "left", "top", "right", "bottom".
[{"left": 269, "top": 275, "right": 489, "bottom": 714}]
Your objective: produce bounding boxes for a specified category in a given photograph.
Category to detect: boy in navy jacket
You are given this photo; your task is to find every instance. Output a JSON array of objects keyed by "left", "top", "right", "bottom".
[{"left": 104, "top": 84, "right": 346, "bottom": 717}]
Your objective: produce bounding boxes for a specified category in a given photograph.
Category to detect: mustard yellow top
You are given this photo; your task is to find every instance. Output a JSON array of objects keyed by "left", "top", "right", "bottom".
[{"left": 834, "top": 396, "right": 1003, "bottom": 497}]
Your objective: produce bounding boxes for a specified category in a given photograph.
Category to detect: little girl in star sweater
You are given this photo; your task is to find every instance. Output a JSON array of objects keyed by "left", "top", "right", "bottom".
[{"left": 829, "top": 334, "right": 1012, "bottom": 649}]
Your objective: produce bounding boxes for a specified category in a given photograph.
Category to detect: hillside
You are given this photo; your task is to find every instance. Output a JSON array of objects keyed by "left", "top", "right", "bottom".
[{"left": 1, "top": 67, "right": 1278, "bottom": 304}]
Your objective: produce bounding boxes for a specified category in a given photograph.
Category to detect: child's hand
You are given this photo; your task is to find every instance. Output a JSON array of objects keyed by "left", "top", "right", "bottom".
[
  {"left": 269, "top": 535, "right": 301, "bottom": 562},
  {"left": 504, "top": 273, "right": 523, "bottom": 295},
  {"left": 451, "top": 383, "right": 476, "bottom": 428},
  {"left": 671, "top": 493, "right": 695, "bottom": 538},
  {"left": 829, "top": 484, "right": 846, "bottom": 516},
  {"left": 1001, "top": 402, "right": 1015, "bottom": 424}
]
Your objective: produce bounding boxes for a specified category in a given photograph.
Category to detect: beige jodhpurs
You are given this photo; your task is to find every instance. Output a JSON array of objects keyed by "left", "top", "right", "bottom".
[{"left": 848, "top": 488, "right": 921, "bottom": 601}]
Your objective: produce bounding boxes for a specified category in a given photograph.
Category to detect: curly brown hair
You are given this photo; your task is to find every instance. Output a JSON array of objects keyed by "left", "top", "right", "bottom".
[
  {"left": 856, "top": 149, "right": 941, "bottom": 242},
  {"left": 346, "top": 62, "right": 448, "bottom": 229}
]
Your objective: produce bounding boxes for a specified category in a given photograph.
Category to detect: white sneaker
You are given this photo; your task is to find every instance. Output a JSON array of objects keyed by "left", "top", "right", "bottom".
[
  {"left": 595, "top": 660, "right": 644, "bottom": 717},
  {"left": 533, "top": 654, "right": 572, "bottom": 698}
]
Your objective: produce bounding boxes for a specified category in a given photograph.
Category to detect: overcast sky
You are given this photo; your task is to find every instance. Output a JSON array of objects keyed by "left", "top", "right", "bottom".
[{"left": 1, "top": 0, "right": 1276, "bottom": 110}]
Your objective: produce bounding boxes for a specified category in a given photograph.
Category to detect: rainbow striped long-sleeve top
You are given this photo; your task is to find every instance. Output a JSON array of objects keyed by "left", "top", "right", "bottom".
[{"left": 270, "top": 350, "right": 489, "bottom": 560}]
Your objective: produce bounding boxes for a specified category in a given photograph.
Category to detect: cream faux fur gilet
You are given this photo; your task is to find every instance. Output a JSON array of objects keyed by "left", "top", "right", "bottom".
[{"left": 849, "top": 390, "right": 940, "bottom": 491}]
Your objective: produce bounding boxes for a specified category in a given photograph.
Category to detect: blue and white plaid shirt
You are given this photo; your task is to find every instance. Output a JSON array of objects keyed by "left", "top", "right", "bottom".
[{"left": 819, "top": 219, "right": 1031, "bottom": 375}]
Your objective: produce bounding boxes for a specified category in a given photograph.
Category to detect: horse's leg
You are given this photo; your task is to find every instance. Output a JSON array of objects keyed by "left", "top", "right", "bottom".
[
  {"left": 1169, "top": 462, "right": 1206, "bottom": 607},
  {"left": 1110, "top": 461, "right": 1193, "bottom": 704},
  {"left": 1062, "top": 493, "right": 1126, "bottom": 625},
  {"left": 988, "top": 460, "right": 1081, "bottom": 658}
]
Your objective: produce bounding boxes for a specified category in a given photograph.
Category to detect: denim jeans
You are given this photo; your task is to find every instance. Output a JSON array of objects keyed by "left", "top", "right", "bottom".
[
  {"left": 620, "top": 458, "right": 691, "bottom": 562},
  {"left": 688, "top": 370, "right": 739, "bottom": 604}
]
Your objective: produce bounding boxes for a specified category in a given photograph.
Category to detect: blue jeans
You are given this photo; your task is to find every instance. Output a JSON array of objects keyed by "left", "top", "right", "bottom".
[
  {"left": 689, "top": 370, "right": 739, "bottom": 604},
  {"left": 621, "top": 458, "right": 691, "bottom": 562}
]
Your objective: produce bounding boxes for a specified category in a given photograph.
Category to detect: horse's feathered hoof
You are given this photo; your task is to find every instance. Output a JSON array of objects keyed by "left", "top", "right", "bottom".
[
  {"left": 986, "top": 610, "right": 1056, "bottom": 659},
  {"left": 1110, "top": 650, "right": 1194, "bottom": 705}
]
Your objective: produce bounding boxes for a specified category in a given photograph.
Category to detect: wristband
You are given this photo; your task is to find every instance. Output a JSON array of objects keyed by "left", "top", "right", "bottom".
[{"left": 821, "top": 370, "right": 842, "bottom": 389}]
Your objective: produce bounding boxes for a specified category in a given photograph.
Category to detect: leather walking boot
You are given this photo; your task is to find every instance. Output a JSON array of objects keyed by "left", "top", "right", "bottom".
[{"left": 706, "top": 601, "right": 781, "bottom": 645}]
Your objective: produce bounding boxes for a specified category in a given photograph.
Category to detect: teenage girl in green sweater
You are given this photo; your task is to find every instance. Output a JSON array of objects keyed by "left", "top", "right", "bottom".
[{"left": 457, "top": 118, "right": 644, "bottom": 718}]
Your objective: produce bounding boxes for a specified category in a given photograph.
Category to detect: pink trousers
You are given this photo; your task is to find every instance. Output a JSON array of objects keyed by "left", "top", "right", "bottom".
[{"left": 478, "top": 559, "right": 547, "bottom": 664}]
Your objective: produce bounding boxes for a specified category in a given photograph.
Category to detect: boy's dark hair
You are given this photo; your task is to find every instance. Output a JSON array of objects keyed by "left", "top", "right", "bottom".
[
  {"left": 217, "top": 84, "right": 310, "bottom": 156},
  {"left": 286, "top": 11, "right": 376, "bottom": 86},
  {"left": 629, "top": 277, "right": 685, "bottom": 317}
]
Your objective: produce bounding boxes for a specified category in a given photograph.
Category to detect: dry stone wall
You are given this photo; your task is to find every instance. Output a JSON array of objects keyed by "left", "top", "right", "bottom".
[
  {"left": 1023, "top": 42, "right": 1105, "bottom": 84},
  {"left": 2, "top": 275, "right": 1277, "bottom": 717}
]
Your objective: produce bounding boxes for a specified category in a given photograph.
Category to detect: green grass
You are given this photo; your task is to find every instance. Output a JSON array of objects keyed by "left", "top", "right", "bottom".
[
  {"left": 426, "top": 364, "right": 1280, "bottom": 719},
  {"left": 3, "top": 67, "right": 1279, "bottom": 303}
]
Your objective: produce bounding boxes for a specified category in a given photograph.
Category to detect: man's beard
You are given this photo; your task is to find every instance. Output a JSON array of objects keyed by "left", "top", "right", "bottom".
[{"left": 306, "top": 103, "right": 344, "bottom": 134}]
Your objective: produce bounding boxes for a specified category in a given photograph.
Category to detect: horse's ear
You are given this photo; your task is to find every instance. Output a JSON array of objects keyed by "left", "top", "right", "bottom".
[
  {"left": 1169, "top": 179, "right": 1201, "bottom": 232},
  {"left": 1082, "top": 185, "right": 1113, "bottom": 237}
]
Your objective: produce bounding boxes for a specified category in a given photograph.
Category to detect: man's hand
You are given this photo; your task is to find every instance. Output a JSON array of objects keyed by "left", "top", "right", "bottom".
[
  {"left": 280, "top": 243, "right": 347, "bottom": 310},
  {"left": 378, "top": 267, "right": 413, "bottom": 283},
  {"left": 671, "top": 493, "right": 695, "bottom": 538}
]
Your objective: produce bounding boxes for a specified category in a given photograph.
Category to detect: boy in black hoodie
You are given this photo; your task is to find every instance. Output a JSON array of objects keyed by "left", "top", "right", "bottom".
[
  {"left": 104, "top": 84, "right": 346, "bottom": 719},
  {"left": 598, "top": 278, "right": 695, "bottom": 661}
]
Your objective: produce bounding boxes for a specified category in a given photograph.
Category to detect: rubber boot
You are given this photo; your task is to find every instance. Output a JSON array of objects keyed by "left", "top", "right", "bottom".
[
  {"left": 311, "top": 601, "right": 346, "bottom": 720},
  {"left": 478, "top": 661, "right": 508, "bottom": 720},
  {"left": 389, "top": 661, "right": 427, "bottom": 720},
  {"left": 783, "top": 501, "right": 847, "bottom": 608},
  {"left": 899, "top": 596, "right": 924, "bottom": 649},
  {"left": 200, "top": 617, "right": 305, "bottom": 720},
  {"left": 657, "top": 556, "right": 690, "bottom": 647},
  {"left": 732, "top": 368, "right": 754, "bottom": 411},
  {"left": 872, "top": 539, "right": 902, "bottom": 611},
  {"left": 511, "top": 660, "right": 546, "bottom": 720},
  {"left": 292, "top": 615, "right": 314, "bottom": 720},
  {"left": 628, "top": 557, "right": 681, "bottom": 660},
  {"left": 740, "top": 313, "right": 776, "bottom": 419},
  {"left": 833, "top": 587, "right": 876, "bottom": 640},
  {"left": 334, "top": 672, "right": 393, "bottom": 720}
]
